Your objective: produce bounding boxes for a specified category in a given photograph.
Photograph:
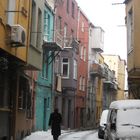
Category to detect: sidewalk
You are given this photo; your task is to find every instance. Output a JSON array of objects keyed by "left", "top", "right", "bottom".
[
  {"left": 23, "top": 128, "right": 96, "bottom": 140},
  {"left": 23, "top": 129, "right": 75, "bottom": 140}
]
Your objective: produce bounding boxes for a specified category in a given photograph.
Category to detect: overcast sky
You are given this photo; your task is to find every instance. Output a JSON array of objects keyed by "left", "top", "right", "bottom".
[{"left": 76, "top": 0, "right": 127, "bottom": 61}]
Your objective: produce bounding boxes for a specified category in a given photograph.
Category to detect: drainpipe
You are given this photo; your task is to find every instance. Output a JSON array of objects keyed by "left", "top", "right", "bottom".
[
  {"left": 12, "top": 71, "right": 19, "bottom": 140},
  {"left": 51, "top": 3, "right": 56, "bottom": 113}
]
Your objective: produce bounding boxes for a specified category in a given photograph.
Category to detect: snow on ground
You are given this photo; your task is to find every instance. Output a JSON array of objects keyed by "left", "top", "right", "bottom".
[{"left": 23, "top": 129, "right": 101, "bottom": 140}]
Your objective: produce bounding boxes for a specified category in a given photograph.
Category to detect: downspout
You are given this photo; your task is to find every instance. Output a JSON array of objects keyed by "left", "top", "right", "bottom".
[
  {"left": 26, "top": 0, "right": 32, "bottom": 66},
  {"left": 74, "top": 7, "right": 80, "bottom": 128},
  {"left": 51, "top": 3, "right": 56, "bottom": 113},
  {"left": 12, "top": 71, "right": 19, "bottom": 140}
]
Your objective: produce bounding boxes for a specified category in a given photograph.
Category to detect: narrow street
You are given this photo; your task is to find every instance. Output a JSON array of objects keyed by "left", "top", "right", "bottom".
[
  {"left": 24, "top": 129, "right": 101, "bottom": 140},
  {"left": 60, "top": 130, "right": 100, "bottom": 140}
]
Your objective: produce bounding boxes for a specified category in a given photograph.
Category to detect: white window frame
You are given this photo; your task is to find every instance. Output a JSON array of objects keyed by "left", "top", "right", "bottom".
[
  {"left": 80, "top": 46, "right": 83, "bottom": 59},
  {"left": 82, "top": 77, "right": 85, "bottom": 91},
  {"left": 83, "top": 48, "right": 86, "bottom": 61},
  {"left": 81, "top": 22, "right": 85, "bottom": 32},
  {"left": 62, "top": 58, "right": 69, "bottom": 78},
  {"left": 44, "top": 10, "right": 48, "bottom": 41},
  {"left": 73, "top": 59, "right": 77, "bottom": 80},
  {"left": 79, "top": 76, "right": 82, "bottom": 90}
]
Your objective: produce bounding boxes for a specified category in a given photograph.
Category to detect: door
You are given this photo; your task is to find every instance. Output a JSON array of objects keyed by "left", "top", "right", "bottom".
[
  {"left": 43, "top": 98, "right": 47, "bottom": 130},
  {"left": 68, "top": 99, "right": 71, "bottom": 128}
]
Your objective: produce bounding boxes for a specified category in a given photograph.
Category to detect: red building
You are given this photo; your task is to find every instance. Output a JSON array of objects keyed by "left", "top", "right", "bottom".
[
  {"left": 54, "top": 0, "right": 79, "bottom": 129},
  {"left": 76, "top": 8, "right": 89, "bottom": 128}
]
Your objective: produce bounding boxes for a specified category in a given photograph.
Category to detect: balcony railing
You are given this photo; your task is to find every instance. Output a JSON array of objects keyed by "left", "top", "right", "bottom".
[
  {"left": 54, "top": 30, "right": 63, "bottom": 48},
  {"left": 90, "top": 63, "right": 105, "bottom": 78},
  {"left": 43, "top": 29, "right": 63, "bottom": 52}
]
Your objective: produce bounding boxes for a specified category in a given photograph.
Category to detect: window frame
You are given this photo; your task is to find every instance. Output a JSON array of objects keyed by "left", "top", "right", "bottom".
[
  {"left": 62, "top": 58, "right": 70, "bottom": 78},
  {"left": 73, "top": 59, "right": 77, "bottom": 80},
  {"left": 72, "top": 2, "right": 75, "bottom": 18}
]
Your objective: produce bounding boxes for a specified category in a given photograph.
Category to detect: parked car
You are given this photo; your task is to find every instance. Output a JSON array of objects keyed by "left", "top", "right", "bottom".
[
  {"left": 104, "top": 100, "right": 140, "bottom": 140},
  {"left": 98, "top": 109, "right": 109, "bottom": 139}
]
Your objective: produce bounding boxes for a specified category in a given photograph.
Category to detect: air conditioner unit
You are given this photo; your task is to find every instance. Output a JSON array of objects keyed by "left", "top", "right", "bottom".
[{"left": 11, "top": 24, "right": 26, "bottom": 47}]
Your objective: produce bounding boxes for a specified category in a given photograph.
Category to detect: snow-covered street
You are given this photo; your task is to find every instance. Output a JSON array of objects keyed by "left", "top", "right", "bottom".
[{"left": 23, "top": 129, "right": 102, "bottom": 140}]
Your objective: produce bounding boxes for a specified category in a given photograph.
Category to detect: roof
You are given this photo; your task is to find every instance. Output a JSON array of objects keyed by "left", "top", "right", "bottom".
[{"left": 110, "top": 100, "right": 140, "bottom": 109}]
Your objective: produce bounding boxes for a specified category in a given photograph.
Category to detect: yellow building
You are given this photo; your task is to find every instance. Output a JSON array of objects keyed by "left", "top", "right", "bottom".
[
  {"left": 96, "top": 54, "right": 104, "bottom": 124},
  {"left": 124, "top": 0, "right": 140, "bottom": 99},
  {"left": 103, "top": 54, "right": 126, "bottom": 100},
  {"left": 90, "top": 53, "right": 104, "bottom": 125},
  {"left": 0, "top": 0, "right": 43, "bottom": 139},
  {"left": 0, "top": 0, "right": 30, "bottom": 62}
]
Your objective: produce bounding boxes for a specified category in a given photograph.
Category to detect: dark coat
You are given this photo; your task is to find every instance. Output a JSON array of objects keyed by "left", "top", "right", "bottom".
[{"left": 49, "top": 111, "right": 62, "bottom": 136}]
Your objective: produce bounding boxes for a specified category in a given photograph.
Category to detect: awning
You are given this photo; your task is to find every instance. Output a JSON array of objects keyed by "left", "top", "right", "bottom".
[{"left": 42, "top": 42, "right": 62, "bottom": 51}]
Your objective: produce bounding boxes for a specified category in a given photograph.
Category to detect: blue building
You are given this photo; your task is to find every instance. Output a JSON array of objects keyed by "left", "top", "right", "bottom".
[{"left": 35, "top": 1, "right": 54, "bottom": 131}]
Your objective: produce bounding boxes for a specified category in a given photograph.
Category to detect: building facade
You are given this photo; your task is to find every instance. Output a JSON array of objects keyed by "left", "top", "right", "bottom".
[
  {"left": 0, "top": 0, "right": 43, "bottom": 139},
  {"left": 35, "top": 1, "right": 54, "bottom": 131},
  {"left": 76, "top": 8, "right": 89, "bottom": 128},
  {"left": 103, "top": 63, "right": 117, "bottom": 109},
  {"left": 124, "top": 0, "right": 140, "bottom": 99},
  {"left": 54, "top": 0, "right": 79, "bottom": 129},
  {"left": 88, "top": 24, "right": 105, "bottom": 127},
  {"left": 103, "top": 54, "right": 126, "bottom": 100}
]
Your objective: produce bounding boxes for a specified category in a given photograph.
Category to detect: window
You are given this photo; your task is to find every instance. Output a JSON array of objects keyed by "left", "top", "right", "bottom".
[
  {"left": 44, "top": 11, "right": 50, "bottom": 41},
  {"left": 47, "top": 97, "right": 50, "bottom": 108},
  {"left": 18, "top": 76, "right": 30, "bottom": 110},
  {"left": 90, "top": 29, "right": 92, "bottom": 36},
  {"left": 100, "top": 30, "right": 104, "bottom": 43},
  {"left": 66, "top": 0, "right": 69, "bottom": 13},
  {"left": 83, "top": 48, "right": 86, "bottom": 61},
  {"left": 36, "top": 8, "right": 42, "bottom": 48},
  {"left": 47, "top": 14, "right": 51, "bottom": 40},
  {"left": 73, "top": 59, "right": 77, "bottom": 79},
  {"left": 0, "top": 72, "right": 10, "bottom": 108},
  {"left": 79, "top": 76, "right": 85, "bottom": 91},
  {"left": 71, "top": 29, "right": 74, "bottom": 38},
  {"left": 80, "top": 46, "right": 83, "bottom": 59},
  {"left": 79, "top": 76, "right": 82, "bottom": 90},
  {"left": 42, "top": 51, "right": 49, "bottom": 79},
  {"left": 58, "top": 16, "right": 62, "bottom": 33},
  {"left": 110, "top": 110, "right": 117, "bottom": 130},
  {"left": 62, "top": 58, "right": 69, "bottom": 78},
  {"left": 7, "top": 0, "right": 16, "bottom": 25},
  {"left": 72, "top": 2, "right": 75, "bottom": 18},
  {"left": 18, "top": 76, "right": 33, "bottom": 118},
  {"left": 82, "top": 77, "right": 85, "bottom": 91},
  {"left": 44, "top": 10, "right": 48, "bottom": 41},
  {"left": 81, "top": 22, "right": 85, "bottom": 32},
  {"left": 30, "top": 1, "right": 36, "bottom": 46},
  {"left": 55, "top": 57, "right": 59, "bottom": 74}
]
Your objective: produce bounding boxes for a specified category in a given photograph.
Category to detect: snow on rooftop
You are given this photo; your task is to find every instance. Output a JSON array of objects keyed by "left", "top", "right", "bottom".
[{"left": 110, "top": 100, "right": 140, "bottom": 109}]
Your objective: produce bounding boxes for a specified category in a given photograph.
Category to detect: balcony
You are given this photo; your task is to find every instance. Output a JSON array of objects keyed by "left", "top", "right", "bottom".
[
  {"left": 90, "top": 63, "right": 105, "bottom": 78},
  {"left": 91, "top": 27, "right": 104, "bottom": 52},
  {"left": 104, "top": 80, "right": 118, "bottom": 90},
  {"left": 43, "top": 30, "right": 63, "bottom": 51},
  {"left": 54, "top": 30, "right": 63, "bottom": 48}
]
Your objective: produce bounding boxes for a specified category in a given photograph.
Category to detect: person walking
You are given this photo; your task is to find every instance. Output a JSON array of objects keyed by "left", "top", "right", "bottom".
[{"left": 49, "top": 108, "right": 62, "bottom": 140}]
